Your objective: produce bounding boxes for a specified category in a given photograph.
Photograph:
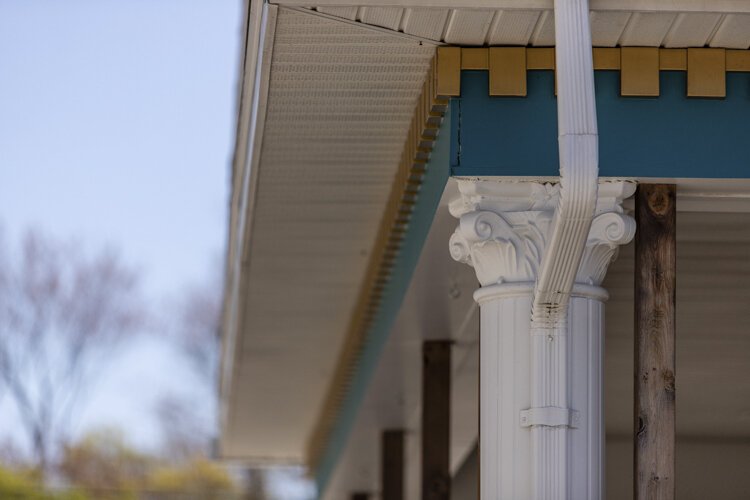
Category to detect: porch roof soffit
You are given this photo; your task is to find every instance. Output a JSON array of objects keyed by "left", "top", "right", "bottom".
[
  {"left": 220, "top": 0, "right": 750, "bottom": 466},
  {"left": 219, "top": 5, "right": 438, "bottom": 463},
  {"left": 286, "top": 2, "right": 750, "bottom": 50}
]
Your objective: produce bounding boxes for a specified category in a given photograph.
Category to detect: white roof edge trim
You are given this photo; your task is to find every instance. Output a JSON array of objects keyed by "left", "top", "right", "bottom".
[
  {"left": 219, "top": 0, "right": 278, "bottom": 451},
  {"left": 273, "top": 0, "right": 750, "bottom": 14}
]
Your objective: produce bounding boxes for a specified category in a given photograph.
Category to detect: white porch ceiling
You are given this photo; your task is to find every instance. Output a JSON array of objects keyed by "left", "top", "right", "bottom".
[
  {"left": 220, "top": 7, "right": 435, "bottom": 461},
  {"left": 223, "top": 0, "right": 750, "bottom": 470},
  {"left": 308, "top": 5, "right": 750, "bottom": 48}
]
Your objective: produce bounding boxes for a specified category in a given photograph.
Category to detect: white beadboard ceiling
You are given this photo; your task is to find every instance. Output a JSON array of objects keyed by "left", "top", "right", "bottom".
[
  {"left": 220, "top": 7, "right": 435, "bottom": 461},
  {"left": 311, "top": 6, "right": 750, "bottom": 48}
]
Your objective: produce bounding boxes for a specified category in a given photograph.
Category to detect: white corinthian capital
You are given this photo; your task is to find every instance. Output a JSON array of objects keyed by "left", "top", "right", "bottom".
[{"left": 449, "top": 179, "right": 636, "bottom": 287}]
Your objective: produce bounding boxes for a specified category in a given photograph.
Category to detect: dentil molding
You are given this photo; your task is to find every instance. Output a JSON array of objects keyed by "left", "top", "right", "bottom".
[{"left": 449, "top": 179, "right": 636, "bottom": 287}]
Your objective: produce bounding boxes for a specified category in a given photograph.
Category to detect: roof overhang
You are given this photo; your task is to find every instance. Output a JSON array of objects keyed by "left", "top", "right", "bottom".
[{"left": 220, "top": 0, "right": 750, "bottom": 480}]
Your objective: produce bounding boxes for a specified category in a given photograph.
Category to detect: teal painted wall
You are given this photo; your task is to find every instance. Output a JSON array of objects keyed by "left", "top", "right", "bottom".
[{"left": 452, "top": 70, "right": 750, "bottom": 178}]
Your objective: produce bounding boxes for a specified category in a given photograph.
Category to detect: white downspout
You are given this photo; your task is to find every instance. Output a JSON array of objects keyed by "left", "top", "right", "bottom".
[{"left": 529, "top": 0, "right": 599, "bottom": 497}]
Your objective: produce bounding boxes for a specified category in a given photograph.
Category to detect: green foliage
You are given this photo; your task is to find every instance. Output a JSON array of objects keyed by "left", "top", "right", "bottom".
[
  {"left": 0, "top": 466, "right": 44, "bottom": 499},
  {"left": 55, "top": 428, "right": 238, "bottom": 499},
  {"left": 147, "top": 458, "right": 236, "bottom": 499},
  {"left": 59, "top": 428, "right": 152, "bottom": 499},
  {"left": 0, "top": 465, "right": 89, "bottom": 500}
]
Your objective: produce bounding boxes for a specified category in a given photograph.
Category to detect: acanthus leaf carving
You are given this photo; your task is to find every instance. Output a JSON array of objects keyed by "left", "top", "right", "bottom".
[
  {"left": 449, "top": 180, "right": 636, "bottom": 288},
  {"left": 449, "top": 210, "right": 552, "bottom": 286},
  {"left": 576, "top": 211, "right": 636, "bottom": 285}
]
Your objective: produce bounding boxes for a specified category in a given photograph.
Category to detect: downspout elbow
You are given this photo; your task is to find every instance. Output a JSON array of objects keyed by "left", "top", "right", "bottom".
[{"left": 531, "top": 0, "right": 599, "bottom": 329}]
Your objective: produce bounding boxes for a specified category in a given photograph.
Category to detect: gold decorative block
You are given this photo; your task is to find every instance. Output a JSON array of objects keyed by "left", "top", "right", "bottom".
[
  {"left": 436, "top": 46, "right": 461, "bottom": 97},
  {"left": 621, "top": 47, "right": 660, "bottom": 97},
  {"left": 687, "top": 48, "right": 725, "bottom": 98},
  {"left": 659, "top": 49, "right": 687, "bottom": 70},
  {"left": 726, "top": 49, "right": 750, "bottom": 72},
  {"left": 461, "top": 48, "right": 488, "bottom": 70},
  {"left": 593, "top": 48, "right": 620, "bottom": 70},
  {"left": 527, "top": 48, "right": 555, "bottom": 70},
  {"left": 489, "top": 47, "right": 527, "bottom": 96}
]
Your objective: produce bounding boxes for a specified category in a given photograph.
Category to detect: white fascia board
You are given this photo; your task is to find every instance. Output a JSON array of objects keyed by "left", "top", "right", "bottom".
[
  {"left": 219, "top": 0, "right": 278, "bottom": 453},
  {"left": 272, "top": 0, "right": 750, "bottom": 14}
]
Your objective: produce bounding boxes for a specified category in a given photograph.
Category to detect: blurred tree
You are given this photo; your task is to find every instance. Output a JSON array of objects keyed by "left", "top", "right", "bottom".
[
  {"left": 155, "top": 262, "right": 222, "bottom": 459},
  {"left": 60, "top": 428, "right": 241, "bottom": 500},
  {"left": 0, "top": 229, "right": 144, "bottom": 477},
  {"left": 172, "top": 270, "right": 222, "bottom": 382},
  {"left": 59, "top": 428, "right": 150, "bottom": 499},
  {"left": 161, "top": 265, "right": 268, "bottom": 500},
  {"left": 154, "top": 395, "right": 210, "bottom": 463},
  {"left": 147, "top": 457, "right": 235, "bottom": 500}
]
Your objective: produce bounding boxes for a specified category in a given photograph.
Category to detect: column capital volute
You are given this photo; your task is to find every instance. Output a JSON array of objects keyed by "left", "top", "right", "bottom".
[{"left": 448, "top": 179, "right": 636, "bottom": 289}]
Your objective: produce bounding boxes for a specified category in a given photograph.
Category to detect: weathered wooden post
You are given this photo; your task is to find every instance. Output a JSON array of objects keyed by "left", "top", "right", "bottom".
[
  {"left": 422, "top": 340, "right": 451, "bottom": 500},
  {"left": 382, "top": 430, "right": 405, "bottom": 500},
  {"left": 634, "top": 184, "right": 677, "bottom": 499}
]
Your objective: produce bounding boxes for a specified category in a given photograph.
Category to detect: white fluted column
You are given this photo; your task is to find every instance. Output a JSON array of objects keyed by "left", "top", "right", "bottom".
[{"left": 449, "top": 179, "right": 635, "bottom": 500}]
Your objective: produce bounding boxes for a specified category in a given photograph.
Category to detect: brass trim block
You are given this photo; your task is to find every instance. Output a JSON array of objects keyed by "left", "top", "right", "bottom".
[
  {"left": 688, "top": 48, "right": 726, "bottom": 98},
  {"left": 621, "top": 47, "right": 660, "bottom": 97},
  {"left": 489, "top": 47, "right": 527, "bottom": 96}
]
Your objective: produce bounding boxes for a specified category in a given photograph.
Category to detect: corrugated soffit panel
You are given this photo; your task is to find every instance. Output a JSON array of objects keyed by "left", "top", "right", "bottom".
[
  {"left": 488, "top": 10, "right": 541, "bottom": 46},
  {"left": 589, "top": 11, "right": 631, "bottom": 47},
  {"left": 530, "top": 10, "right": 556, "bottom": 46},
  {"left": 662, "top": 13, "right": 723, "bottom": 48},
  {"left": 311, "top": 6, "right": 750, "bottom": 48},
  {"left": 360, "top": 6, "right": 404, "bottom": 30},
  {"left": 402, "top": 8, "right": 450, "bottom": 40},
  {"left": 316, "top": 5, "right": 359, "bottom": 20},
  {"left": 711, "top": 14, "right": 750, "bottom": 49},
  {"left": 225, "top": 7, "right": 434, "bottom": 460},
  {"left": 618, "top": 12, "right": 677, "bottom": 46},
  {"left": 443, "top": 10, "right": 495, "bottom": 45}
]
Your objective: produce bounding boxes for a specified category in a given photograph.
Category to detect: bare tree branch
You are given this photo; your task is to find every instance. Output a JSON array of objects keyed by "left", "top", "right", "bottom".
[{"left": 0, "top": 228, "right": 145, "bottom": 477}]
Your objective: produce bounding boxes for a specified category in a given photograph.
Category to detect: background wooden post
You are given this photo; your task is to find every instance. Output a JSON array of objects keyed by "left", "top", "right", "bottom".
[
  {"left": 422, "top": 341, "right": 451, "bottom": 500},
  {"left": 382, "top": 430, "right": 404, "bottom": 500},
  {"left": 351, "top": 493, "right": 369, "bottom": 500},
  {"left": 634, "top": 184, "right": 676, "bottom": 499}
]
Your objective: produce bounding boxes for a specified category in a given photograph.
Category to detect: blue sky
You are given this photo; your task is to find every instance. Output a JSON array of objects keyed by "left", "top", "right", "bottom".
[{"left": 0, "top": 0, "right": 240, "bottom": 450}]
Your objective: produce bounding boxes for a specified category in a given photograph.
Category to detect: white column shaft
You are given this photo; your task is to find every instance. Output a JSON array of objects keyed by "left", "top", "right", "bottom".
[
  {"left": 449, "top": 179, "right": 635, "bottom": 500},
  {"left": 567, "top": 294, "right": 605, "bottom": 499},
  {"left": 478, "top": 286, "right": 605, "bottom": 500},
  {"left": 479, "top": 287, "right": 532, "bottom": 499},
  {"left": 530, "top": 323, "right": 568, "bottom": 500}
]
